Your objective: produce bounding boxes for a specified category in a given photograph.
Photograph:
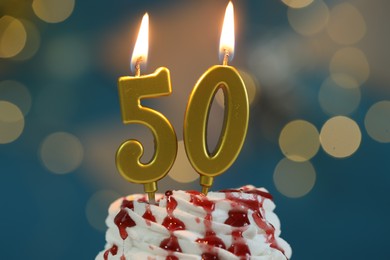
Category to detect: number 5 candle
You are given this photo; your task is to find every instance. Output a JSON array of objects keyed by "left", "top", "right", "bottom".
[
  {"left": 116, "top": 13, "right": 177, "bottom": 202},
  {"left": 184, "top": 2, "right": 249, "bottom": 194}
]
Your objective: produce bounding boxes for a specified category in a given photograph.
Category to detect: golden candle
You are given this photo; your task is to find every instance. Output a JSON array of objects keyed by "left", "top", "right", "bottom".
[
  {"left": 116, "top": 13, "right": 177, "bottom": 202},
  {"left": 184, "top": 2, "right": 249, "bottom": 194}
]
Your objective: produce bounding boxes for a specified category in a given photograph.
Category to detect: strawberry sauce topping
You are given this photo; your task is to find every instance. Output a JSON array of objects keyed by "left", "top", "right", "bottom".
[
  {"left": 224, "top": 210, "right": 250, "bottom": 227},
  {"left": 103, "top": 244, "right": 118, "bottom": 260},
  {"left": 222, "top": 188, "right": 285, "bottom": 257},
  {"left": 111, "top": 187, "right": 286, "bottom": 260},
  {"left": 160, "top": 235, "right": 182, "bottom": 252},
  {"left": 160, "top": 191, "right": 185, "bottom": 259},
  {"left": 188, "top": 190, "right": 226, "bottom": 258},
  {"left": 201, "top": 253, "right": 219, "bottom": 260},
  {"left": 228, "top": 229, "right": 251, "bottom": 258},
  {"left": 142, "top": 204, "right": 156, "bottom": 225},
  {"left": 114, "top": 208, "right": 136, "bottom": 240}
]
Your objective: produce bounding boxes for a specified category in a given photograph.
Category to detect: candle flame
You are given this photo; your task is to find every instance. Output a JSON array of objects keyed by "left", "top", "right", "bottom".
[
  {"left": 131, "top": 13, "right": 149, "bottom": 74},
  {"left": 219, "top": 2, "right": 235, "bottom": 64}
]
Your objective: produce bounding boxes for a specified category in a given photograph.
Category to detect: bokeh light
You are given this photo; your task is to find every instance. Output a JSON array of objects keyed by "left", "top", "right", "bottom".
[
  {"left": 319, "top": 76, "right": 361, "bottom": 116},
  {"left": 279, "top": 120, "right": 320, "bottom": 162},
  {"left": 44, "top": 35, "right": 90, "bottom": 79},
  {"left": 282, "top": 0, "right": 314, "bottom": 9},
  {"left": 0, "top": 80, "right": 32, "bottom": 115},
  {"left": 364, "top": 101, "right": 390, "bottom": 143},
  {"left": 330, "top": 73, "right": 359, "bottom": 89},
  {"left": 0, "top": 15, "right": 27, "bottom": 58},
  {"left": 86, "top": 190, "right": 121, "bottom": 232},
  {"left": 287, "top": 0, "right": 329, "bottom": 36},
  {"left": 330, "top": 47, "right": 370, "bottom": 86},
  {"left": 248, "top": 33, "right": 308, "bottom": 92},
  {"left": 32, "top": 0, "right": 75, "bottom": 23},
  {"left": 216, "top": 69, "right": 258, "bottom": 108},
  {"left": 320, "top": 116, "right": 361, "bottom": 158},
  {"left": 12, "top": 19, "right": 41, "bottom": 61},
  {"left": 273, "top": 158, "right": 316, "bottom": 198},
  {"left": 0, "top": 101, "right": 25, "bottom": 144},
  {"left": 326, "top": 3, "right": 366, "bottom": 45},
  {"left": 168, "top": 140, "right": 199, "bottom": 183},
  {"left": 40, "top": 132, "right": 84, "bottom": 174}
]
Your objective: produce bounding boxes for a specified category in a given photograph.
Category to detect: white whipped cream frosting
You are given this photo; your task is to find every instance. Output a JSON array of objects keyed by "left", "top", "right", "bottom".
[{"left": 96, "top": 185, "right": 292, "bottom": 260}]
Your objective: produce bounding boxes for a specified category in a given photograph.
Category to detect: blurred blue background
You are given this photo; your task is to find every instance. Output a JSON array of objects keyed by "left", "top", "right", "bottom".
[{"left": 1, "top": 0, "right": 389, "bottom": 259}]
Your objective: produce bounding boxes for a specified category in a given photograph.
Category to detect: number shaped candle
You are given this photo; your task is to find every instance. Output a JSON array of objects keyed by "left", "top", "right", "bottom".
[
  {"left": 116, "top": 13, "right": 177, "bottom": 202},
  {"left": 184, "top": 2, "right": 249, "bottom": 194}
]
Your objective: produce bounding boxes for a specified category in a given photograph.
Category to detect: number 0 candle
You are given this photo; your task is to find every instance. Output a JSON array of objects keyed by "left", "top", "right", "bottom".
[
  {"left": 184, "top": 2, "right": 249, "bottom": 194},
  {"left": 116, "top": 13, "right": 177, "bottom": 202}
]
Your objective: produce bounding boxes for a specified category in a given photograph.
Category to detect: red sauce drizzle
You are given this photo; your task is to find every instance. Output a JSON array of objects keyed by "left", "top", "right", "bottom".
[
  {"left": 160, "top": 235, "right": 182, "bottom": 252},
  {"left": 103, "top": 244, "right": 118, "bottom": 260},
  {"left": 196, "top": 232, "right": 225, "bottom": 250},
  {"left": 224, "top": 210, "right": 250, "bottom": 227},
  {"left": 222, "top": 187, "right": 286, "bottom": 258},
  {"left": 223, "top": 189, "right": 256, "bottom": 258},
  {"left": 188, "top": 190, "right": 225, "bottom": 258},
  {"left": 187, "top": 190, "right": 215, "bottom": 212},
  {"left": 111, "top": 187, "right": 284, "bottom": 259},
  {"left": 161, "top": 215, "right": 185, "bottom": 231},
  {"left": 113, "top": 199, "right": 136, "bottom": 239},
  {"left": 112, "top": 198, "right": 139, "bottom": 259},
  {"left": 252, "top": 211, "right": 285, "bottom": 254},
  {"left": 201, "top": 253, "right": 219, "bottom": 260},
  {"left": 224, "top": 191, "right": 262, "bottom": 212},
  {"left": 142, "top": 204, "right": 156, "bottom": 226},
  {"left": 121, "top": 199, "right": 134, "bottom": 210},
  {"left": 160, "top": 191, "right": 184, "bottom": 256},
  {"left": 161, "top": 194, "right": 185, "bottom": 231},
  {"left": 114, "top": 208, "right": 136, "bottom": 240},
  {"left": 228, "top": 229, "right": 250, "bottom": 259}
]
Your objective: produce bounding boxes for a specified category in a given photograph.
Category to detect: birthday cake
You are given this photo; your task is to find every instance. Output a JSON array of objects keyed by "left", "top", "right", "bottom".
[{"left": 96, "top": 185, "right": 291, "bottom": 259}]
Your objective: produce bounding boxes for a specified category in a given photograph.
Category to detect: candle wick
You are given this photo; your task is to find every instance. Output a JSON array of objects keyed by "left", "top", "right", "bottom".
[
  {"left": 135, "top": 57, "right": 143, "bottom": 77},
  {"left": 223, "top": 49, "right": 229, "bottom": 66}
]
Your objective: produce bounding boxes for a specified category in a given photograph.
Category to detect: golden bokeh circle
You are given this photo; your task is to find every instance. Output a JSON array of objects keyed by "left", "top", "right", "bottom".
[
  {"left": 168, "top": 140, "right": 199, "bottom": 183},
  {"left": 282, "top": 0, "right": 314, "bottom": 9},
  {"left": 274, "top": 158, "right": 316, "bottom": 198},
  {"left": 216, "top": 69, "right": 258, "bottom": 108},
  {"left": 85, "top": 190, "right": 121, "bottom": 232},
  {"left": 287, "top": 0, "right": 329, "bottom": 36},
  {"left": 319, "top": 77, "right": 361, "bottom": 116},
  {"left": 40, "top": 132, "right": 84, "bottom": 174},
  {"left": 326, "top": 3, "right": 366, "bottom": 45},
  {"left": 32, "top": 0, "right": 75, "bottom": 23},
  {"left": 12, "top": 19, "right": 41, "bottom": 61},
  {"left": 0, "top": 101, "right": 25, "bottom": 144},
  {"left": 330, "top": 47, "right": 370, "bottom": 86},
  {"left": 0, "top": 80, "right": 32, "bottom": 115},
  {"left": 320, "top": 116, "right": 361, "bottom": 158},
  {"left": 0, "top": 16, "right": 27, "bottom": 58},
  {"left": 364, "top": 101, "right": 390, "bottom": 143},
  {"left": 330, "top": 73, "right": 359, "bottom": 89},
  {"left": 279, "top": 120, "right": 320, "bottom": 162}
]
